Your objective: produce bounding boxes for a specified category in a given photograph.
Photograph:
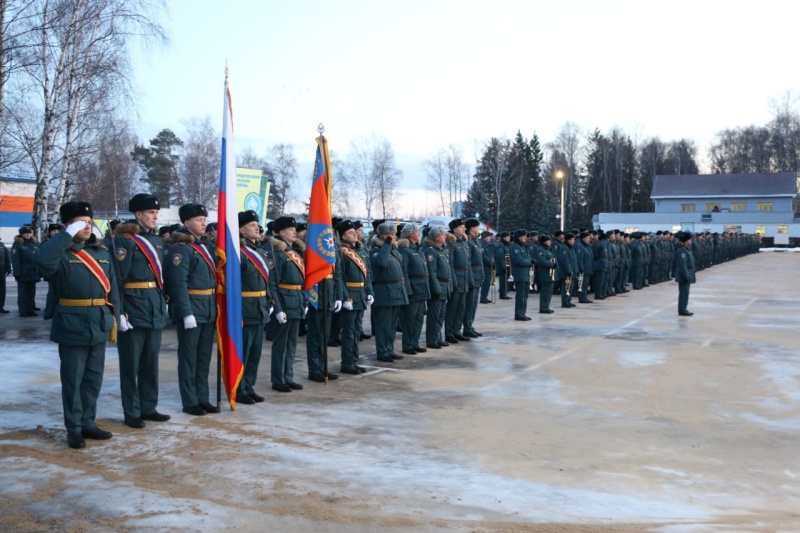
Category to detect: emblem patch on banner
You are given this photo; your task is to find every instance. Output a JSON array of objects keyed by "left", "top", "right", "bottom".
[
  {"left": 116, "top": 248, "right": 127, "bottom": 261},
  {"left": 316, "top": 227, "right": 336, "bottom": 258},
  {"left": 172, "top": 254, "right": 182, "bottom": 266}
]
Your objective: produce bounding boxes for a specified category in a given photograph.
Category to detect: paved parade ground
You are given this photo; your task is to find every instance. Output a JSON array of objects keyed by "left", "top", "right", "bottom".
[{"left": 1, "top": 251, "right": 799, "bottom": 532}]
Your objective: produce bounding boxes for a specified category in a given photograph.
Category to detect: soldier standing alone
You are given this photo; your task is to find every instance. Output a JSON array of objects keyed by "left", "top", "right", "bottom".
[
  {"left": 673, "top": 232, "right": 696, "bottom": 317},
  {"left": 12, "top": 225, "right": 40, "bottom": 316}
]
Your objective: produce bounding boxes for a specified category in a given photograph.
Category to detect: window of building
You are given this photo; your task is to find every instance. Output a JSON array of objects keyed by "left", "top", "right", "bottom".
[
  {"left": 681, "top": 203, "right": 696, "bottom": 212},
  {"left": 672, "top": 225, "right": 682, "bottom": 233},
  {"left": 777, "top": 225, "right": 788, "bottom": 234},
  {"left": 730, "top": 202, "right": 747, "bottom": 211},
  {"left": 756, "top": 225, "right": 766, "bottom": 235},
  {"left": 757, "top": 202, "right": 774, "bottom": 211},
  {"left": 724, "top": 225, "right": 742, "bottom": 233},
  {"left": 706, "top": 203, "right": 721, "bottom": 212},
  {"left": 624, "top": 227, "right": 638, "bottom": 233}
]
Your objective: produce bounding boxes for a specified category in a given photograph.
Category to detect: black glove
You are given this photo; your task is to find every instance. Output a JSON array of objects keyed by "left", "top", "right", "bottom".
[{"left": 384, "top": 236, "right": 393, "bottom": 245}]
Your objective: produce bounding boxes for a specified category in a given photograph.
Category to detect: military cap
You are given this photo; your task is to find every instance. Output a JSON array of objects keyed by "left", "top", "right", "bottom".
[
  {"left": 60, "top": 201, "right": 94, "bottom": 223},
  {"left": 554, "top": 230, "right": 564, "bottom": 238},
  {"left": 481, "top": 231, "right": 493, "bottom": 238},
  {"left": 47, "top": 223, "right": 64, "bottom": 233},
  {"left": 18, "top": 224, "right": 33, "bottom": 234},
  {"left": 580, "top": 231, "right": 590, "bottom": 239},
  {"left": 538, "top": 234, "right": 552, "bottom": 244},
  {"left": 565, "top": 232, "right": 576, "bottom": 241},
  {"left": 179, "top": 203, "right": 208, "bottom": 222},
  {"left": 396, "top": 223, "right": 405, "bottom": 236},
  {"left": 158, "top": 226, "right": 172, "bottom": 237},
  {"left": 449, "top": 218, "right": 465, "bottom": 231},
  {"left": 273, "top": 216, "right": 296, "bottom": 233},
  {"left": 352, "top": 220, "right": 363, "bottom": 230},
  {"left": 499, "top": 231, "right": 510, "bottom": 239},
  {"left": 128, "top": 193, "right": 160, "bottom": 212},
  {"left": 238, "top": 210, "right": 259, "bottom": 227},
  {"left": 296, "top": 222, "right": 308, "bottom": 232},
  {"left": 371, "top": 219, "right": 386, "bottom": 230},
  {"left": 206, "top": 222, "right": 218, "bottom": 232},
  {"left": 513, "top": 228, "right": 527, "bottom": 239},
  {"left": 335, "top": 220, "right": 355, "bottom": 236},
  {"left": 464, "top": 218, "right": 480, "bottom": 230},
  {"left": 678, "top": 232, "right": 692, "bottom": 242},
  {"left": 109, "top": 219, "right": 121, "bottom": 231},
  {"left": 266, "top": 221, "right": 275, "bottom": 234},
  {"left": 331, "top": 216, "right": 343, "bottom": 228},
  {"left": 169, "top": 223, "right": 181, "bottom": 233},
  {"left": 597, "top": 231, "right": 607, "bottom": 240},
  {"left": 376, "top": 222, "right": 395, "bottom": 236},
  {"left": 528, "top": 230, "right": 539, "bottom": 237},
  {"left": 401, "top": 223, "right": 419, "bottom": 238},
  {"left": 422, "top": 226, "right": 431, "bottom": 238},
  {"left": 428, "top": 226, "right": 447, "bottom": 239}
]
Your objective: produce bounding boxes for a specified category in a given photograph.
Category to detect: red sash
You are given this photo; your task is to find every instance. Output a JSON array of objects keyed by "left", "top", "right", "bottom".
[
  {"left": 124, "top": 232, "right": 163, "bottom": 289},
  {"left": 69, "top": 248, "right": 112, "bottom": 295},
  {"left": 241, "top": 246, "right": 269, "bottom": 285},
  {"left": 190, "top": 243, "right": 216, "bottom": 274},
  {"left": 340, "top": 246, "right": 367, "bottom": 279},
  {"left": 284, "top": 249, "right": 305, "bottom": 275}
]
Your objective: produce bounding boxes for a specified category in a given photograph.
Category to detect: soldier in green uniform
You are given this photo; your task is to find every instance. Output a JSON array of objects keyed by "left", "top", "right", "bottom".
[
  {"left": 494, "top": 232, "right": 512, "bottom": 300},
  {"left": 235, "top": 210, "right": 272, "bottom": 402},
  {"left": 113, "top": 193, "right": 171, "bottom": 428},
  {"left": 398, "top": 223, "right": 430, "bottom": 355},
  {"left": 479, "top": 231, "right": 495, "bottom": 304},
  {"left": 534, "top": 234, "right": 557, "bottom": 314},
  {"left": 352, "top": 220, "right": 373, "bottom": 342},
  {"left": 267, "top": 216, "right": 307, "bottom": 392},
  {"left": 369, "top": 221, "right": 409, "bottom": 362},
  {"left": 555, "top": 232, "right": 576, "bottom": 308},
  {"left": 462, "top": 218, "right": 484, "bottom": 337},
  {"left": 592, "top": 231, "right": 610, "bottom": 299},
  {"left": 35, "top": 201, "right": 121, "bottom": 449},
  {"left": 422, "top": 226, "right": 451, "bottom": 349},
  {"left": 444, "top": 219, "right": 471, "bottom": 343},
  {"left": 336, "top": 220, "right": 374, "bottom": 374},
  {"left": 165, "top": 203, "right": 219, "bottom": 415},
  {"left": 673, "top": 232, "right": 696, "bottom": 316},
  {"left": 0, "top": 237, "right": 10, "bottom": 313},
  {"left": 509, "top": 229, "right": 532, "bottom": 320},
  {"left": 12, "top": 225, "right": 40, "bottom": 316}
]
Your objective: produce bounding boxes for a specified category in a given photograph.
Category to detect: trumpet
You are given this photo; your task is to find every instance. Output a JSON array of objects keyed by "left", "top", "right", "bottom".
[
  {"left": 529, "top": 264, "right": 535, "bottom": 290},
  {"left": 549, "top": 258, "right": 556, "bottom": 281},
  {"left": 564, "top": 275, "right": 572, "bottom": 297},
  {"left": 577, "top": 272, "right": 584, "bottom": 293},
  {"left": 504, "top": 252, "right": 511, "bottom": 269}
]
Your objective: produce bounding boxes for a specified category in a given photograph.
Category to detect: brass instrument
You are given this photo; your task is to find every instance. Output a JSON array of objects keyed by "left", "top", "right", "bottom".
[
  {"left": 577, "top": 272, "right": 584, "bottom": 293},
  {"left": 564, "top": 275, "right": 572, "bottom": 297},
  {"left": 529, "top": 263, "right": 535, "bottom": 290},
  {"left": 490, "top": 259, "right": 496, "bottom": 286},
  {"left": 504, "top": 252, "right": 511, "bottom": 269},
  {"left": 549, "top": 258, "right": 556, "bottom": 281}
]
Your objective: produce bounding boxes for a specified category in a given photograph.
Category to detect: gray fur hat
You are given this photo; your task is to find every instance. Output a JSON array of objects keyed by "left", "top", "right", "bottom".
[
  {"left": 428, "top": 226, "right": 447, "bottom": 239},
  {"left": 376, "top": 222, "right": 395, "bottom": 236},
  {"left": 400, "top": 223, "right": 419, "bottom": 238}
]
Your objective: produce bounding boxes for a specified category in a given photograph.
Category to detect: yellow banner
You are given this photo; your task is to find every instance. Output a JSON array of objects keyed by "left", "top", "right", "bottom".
[{"left": 236, "top": 168, "right": 270, "bottom": 224}]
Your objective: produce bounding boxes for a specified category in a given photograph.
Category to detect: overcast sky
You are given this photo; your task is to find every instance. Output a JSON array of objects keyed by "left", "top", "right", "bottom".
[{"left": 131, "top": 0, "right": 799, "bottom": 217}]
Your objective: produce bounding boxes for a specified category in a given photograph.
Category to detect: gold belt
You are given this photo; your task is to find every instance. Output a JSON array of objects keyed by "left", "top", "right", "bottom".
[
  {"left": 278, "top": 283, "right": 302, "bottom": 290},
  {"left": 59, "top": 298, "right": 106, "bottom": 306},
  {"left": 188, "top": 289, "right": 215, "bottom": 295},
  {"left": 345, "top": 282, "right": 365, "bottom": 288},
  {"left": 123, "top": 281, "right": 158, "bottom": 289},
  {"left": 242, "top": 290, "right": 267, "bottom": 297}
]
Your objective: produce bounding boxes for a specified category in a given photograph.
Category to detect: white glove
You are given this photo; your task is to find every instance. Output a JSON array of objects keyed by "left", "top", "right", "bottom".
[
  {"left": 304, "top": 306, "right": 309, "bottom": 317},
  {"left": 276, "top": 311, "right": 287, "bottom": 324},
  {"left": 334, "top": 300, "right": 342, "bottom": 313},
  {"left": 343, "top": 300, "right": 353, "bottom": 311},
  {"left": 119, "top": 315, "right": 133, "bottom": 332},
  {"left": 269, "top": 306, "right": 274, "bottom": 316},
  {"left": 367, "top": 295, "right": 374, "bottom": 306},
  {"left": 66, "top": 220, "right": 88, "bottom": 236},
  {"left": 183, "top": 315, "right": 197, "bottom": 329}
]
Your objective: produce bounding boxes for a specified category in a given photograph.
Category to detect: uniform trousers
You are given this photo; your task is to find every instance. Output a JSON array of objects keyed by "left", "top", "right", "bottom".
[
  {"left": 444, "top": 291, "right": 467, "bottom": 338},
  {"left": 306, "top": 306, "right": 331, "bottom": 378},
  {"left": 176, "top": 320, "right": 215, "bottom": 408},
  {"left": 538, "top": 281, "right": 553, "bottom": 311},
  {"left": 401, "top": 300, "right": 425, "bottom": 351},
  {"left": 426, "top": 298, "right": 446, "bottom": 346},
  {"left": 463, "top": 285, "right": 480, "bottom": 334},
  {"left": 271, "top": 318, "right": 299, "bottom": 386},
  {"left": 373, "top": 305, "right": 400, "bottom": 360},
  {"left": 515, "top": 281, "right": 529, "bottom": 317},
  {"left": 59, "top": 343, "right": 105, "bottom": 434},
  {"left": 239, "top": 323, "right": 265, "bottom": 395},
  {"left": 118, "top": 327, "right": 162, "bottom": 421},
  {"left": 340, "top": 307, "right": 364, "bottom": 369}
]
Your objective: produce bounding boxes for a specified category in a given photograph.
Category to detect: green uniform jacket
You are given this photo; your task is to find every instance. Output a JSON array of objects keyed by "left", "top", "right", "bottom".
[
  {"left": 165, "top": 230, "right": 218, "bottom": 324},
  {"left": 533, "top": 245, "right": 557, "bottom": 284},
  {"left": 0, "top": 242, "right": 10, "bottom": 274},
  {"left": 338, "top": 240, "right": 374, "bottom": 310},
  {"left": 446, "top": 233, "right": 471, "bottom": 293},
  {"left": 593, "top": 240, "right": 610, "bottom": 272},
  {"left": 397, "top": 238, "right": 430, "bottom": 302},
  {"left": 509, "top": 241, "right": 532, "bottom": 282},
  {"left": 554, "top": 240, "right": 574, "bottom": 279},
  {"left": 368, "top": 236, "right": 409, "bottom": 307},
  {"left": 466, "top": 236, "right": 484, "bottom": 286},
  {"left": 35, "top": 232, "right": 122, "bottom": 345},
  {"left": 673, "top": 244, "right": 696, "bottom": 284},
  {"left": 576, "top": 240, "right": 594, "bottom": 275},
  {"left": 422, "top": 238, "right": 451, "bottom": 300},
  {"left": 240, "top": 238, "right": 272, "bottom": 325},
  {"left": 112, "top": 222, "right": 167, "bottom": 329},
  {"left": 267, "top": 237, "right": 307, "bottom": 319},
  {"left": 12, "top": 236, "right": 41, "bottom": 281}
]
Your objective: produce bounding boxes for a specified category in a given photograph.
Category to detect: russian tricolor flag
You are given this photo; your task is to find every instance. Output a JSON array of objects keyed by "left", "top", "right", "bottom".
[{"left": 216, "top": 68, "right": 244, "bottom": 410}]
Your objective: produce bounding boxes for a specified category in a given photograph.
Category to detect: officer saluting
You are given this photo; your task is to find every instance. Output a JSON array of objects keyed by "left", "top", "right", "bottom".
[
  {"left": 113, "top": 193, "right": 171, "bottom": 428},
  {"left": 165, "top": 203, "right": 219, "bottom": 416},
  {"left": 36, "top": 201, "right": 122, "bottom": 449},
  {"left": 369, "top": 221, "right": 408, "bottom": 363}
]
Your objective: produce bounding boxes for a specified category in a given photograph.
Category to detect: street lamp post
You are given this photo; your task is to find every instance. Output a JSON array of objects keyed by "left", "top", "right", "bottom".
[{"left": 556, "top": 170, "right": 565, "bottom": 232}]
